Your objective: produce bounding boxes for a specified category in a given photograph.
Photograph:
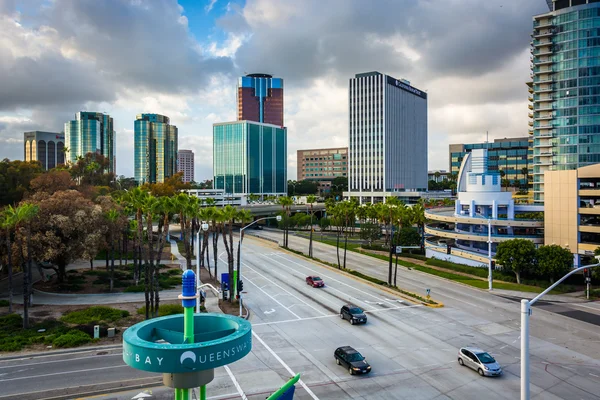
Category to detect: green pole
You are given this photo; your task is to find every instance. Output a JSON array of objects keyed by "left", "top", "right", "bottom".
[
  {"left": 180, "top": 270, "right": 198, "bottom": 400},
  {"left": 266, "top": 373, "right": 300, "bottom": 400}
]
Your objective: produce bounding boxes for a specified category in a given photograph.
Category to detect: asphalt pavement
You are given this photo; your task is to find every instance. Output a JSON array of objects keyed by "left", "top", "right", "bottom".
[{"left": 1, "top": 235, "right": 600, "bottom": 399}]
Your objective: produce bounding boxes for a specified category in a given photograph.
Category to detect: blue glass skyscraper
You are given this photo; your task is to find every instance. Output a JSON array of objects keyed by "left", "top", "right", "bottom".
[
  {"left": 64, "top": 112, "right": 115, "bottom": 173},
  {"left": 134, "top": 114, "right": 178, "bottom": 184},
  {"left": 530, "top": 0, "right": 600, "bottom": 203}
]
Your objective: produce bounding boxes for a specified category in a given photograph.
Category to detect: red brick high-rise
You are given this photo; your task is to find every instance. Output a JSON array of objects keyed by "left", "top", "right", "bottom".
[{"left": 237, "top": 73, "right": 284, "bottom": 127}]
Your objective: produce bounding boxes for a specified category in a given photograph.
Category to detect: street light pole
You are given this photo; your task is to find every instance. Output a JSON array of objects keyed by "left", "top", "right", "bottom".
[
  {"left": 520, "top": 262, "right": 600, "bottom": 400},
  {"left": 195, "top": 222, "right": 209, "bottom": 314},
  {"left": 238, "top": 215, "right": 282, "bottom": 317},
  {"left": 487, "top": 218, "right": 492, "bottom": 291}
]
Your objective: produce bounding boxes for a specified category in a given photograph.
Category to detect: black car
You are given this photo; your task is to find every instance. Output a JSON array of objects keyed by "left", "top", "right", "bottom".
[
  {"left": 340, "top": 305, "right": 367, "bottom": 325},
  {"left": 334, "top": 346, "right": 371, "bottom": 375}
]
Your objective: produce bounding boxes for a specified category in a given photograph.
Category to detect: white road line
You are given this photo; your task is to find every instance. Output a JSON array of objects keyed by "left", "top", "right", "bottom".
[
  {"left": 252, "top": 331, "right": 320, "bottom": 400},
  {"left": 243, "top": 263, "right": 329, "bottom": 316},
  {"left": 269, "top": 253, "right": 400, "bottom": 308},
  {"left": 0, "top": 364, "right": 128, "bottom": 382},
  {"left": 224, "top": 365, "right": 248, "bottom": 400},
  {"left": 0, "top": 353, "right": 121, "bottom": 369},
  {"left": 243, "top": 275, "right": 302, "bottom": 320},
  {"left": 590, "top": 373, "right": 599, "bottom": 378},
  {"left": 569, "top": 303, "right": 600, "bottom": 312}
]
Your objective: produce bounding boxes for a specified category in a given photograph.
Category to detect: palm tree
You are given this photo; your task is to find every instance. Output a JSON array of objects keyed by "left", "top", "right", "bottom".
[
  {"left": 197, "top": 206, "right": 215, "bottom": 278},
  {"left": 277, "top": 196, "right": 294, "bottom": 247},
  {"left": 411, "top": 203, "right": 426, "bottom": 252},
  {"left": 306, "top": 195, "right": 317, "bottom": 257},
  {"left": 0, "top": 206, "right": 18, "bottom": 313},
  {"left": 105, "top": 209, "right": 120, "bottom": 292},
  {"left": 236, "top": 209, "right": 253, "bottom": 298},
  {"left": 341, "top": 201, "right": 357, "bottom": 269},
  {"left": 326, "top": 201, "right": 342, "bottom": 268},
  {"left": 220, "top": 205, "right": 238, "bottom": 302},
  {"left": 211, "top": 207, "right": 223, "bottom": 280},
  {"left": 521, "top": 167, "right": 529, "bottom": 188},
  {"left": 14, "top": 203, "right": 39, "bottom": 329}
]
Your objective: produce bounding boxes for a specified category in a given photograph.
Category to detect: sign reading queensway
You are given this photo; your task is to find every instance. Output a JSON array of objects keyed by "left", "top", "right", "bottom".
[{"left": 123, "top": 313, "right": 252, "bottom": 374}]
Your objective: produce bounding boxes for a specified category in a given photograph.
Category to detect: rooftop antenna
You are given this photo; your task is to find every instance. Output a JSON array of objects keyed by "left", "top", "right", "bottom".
[{"left": 486, "top": 131, "right": 489, "bottom": 149}]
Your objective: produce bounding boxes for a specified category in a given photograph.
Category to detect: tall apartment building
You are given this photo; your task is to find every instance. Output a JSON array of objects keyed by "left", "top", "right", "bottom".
[
  {"left": 213, "top": 120, "right": 287, "bottom": 198},
  {"left": 450, "top": 137, "right": 532, "bottom": 188},
  {"left": 64, "top": 112, "right": 115, "bottom": 173},
  {"left": 23, "top": 131, "right": 65, "bottom": 170},
  {"left": 530, "top": 0, "right": 600, "bottom": 203},
  {"left": 348, "top": 72, "right": 428, "bottom": 204},
  {"left": 237, "top": 73, "right": 284, "bottom": 126},
  {"left": 134, "top": 114, "right": 178, "bottom": 184},
  {"left": 297, "top": 147, "right": 348, "bottom": 193},
  {"left": 177, "top": 150, "right": 194, "bottom": 183}
]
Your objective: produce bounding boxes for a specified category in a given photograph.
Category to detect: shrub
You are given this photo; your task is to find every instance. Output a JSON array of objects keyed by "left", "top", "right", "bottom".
[
  {"left": 0, "top": 300, "right": 9, "bottom": 307},
  {"left": 137, "top": 304, "right": 184, "bottom": 316},
  {"left": 52, "top": 330, "right": 92, "bottom": 348},
  {"left": 124, "top": 284, "right": 145, "bottom": 293},
  {"left": 61, "top": 306, "right": 129, "bottom": 325}
]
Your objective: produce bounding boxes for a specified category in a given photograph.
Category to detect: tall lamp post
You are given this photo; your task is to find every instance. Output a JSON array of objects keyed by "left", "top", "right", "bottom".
[
  {"left": 520, "top": 261, "right": 600, "bottom": 400},
  {"left": 476, "top": 213, "right": 493, "bottom": 291},
  {"left": 238, "top": 215, "right": 282, "bottom": 317},
  {"left": 195, "top": 222, "right": 209, "bottom": 314}
]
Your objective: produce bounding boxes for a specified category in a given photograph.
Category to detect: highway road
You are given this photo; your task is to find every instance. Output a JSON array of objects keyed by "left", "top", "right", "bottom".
[{"left": 1, "top": 236, "right": 599, "bottom": 399}]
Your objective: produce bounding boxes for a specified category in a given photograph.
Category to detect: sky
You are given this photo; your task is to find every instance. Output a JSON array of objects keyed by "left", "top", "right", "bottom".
[{"left": 0, "top": 0, "right": 550, "bottom": 181}]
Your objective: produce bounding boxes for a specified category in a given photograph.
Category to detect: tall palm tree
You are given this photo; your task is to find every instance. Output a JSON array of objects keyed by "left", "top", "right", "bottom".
[
  {"left": 105, "top": 209, "right": 120, "bottom": 292},
  {"left": 326, "top": 200, "right": 342, "bottom": 268},
  {"left": 197, "top": 206, "right": 216, "bottom": 278},
  {"left": 15, "top": 203, "right": 39, "bottom": 329},
  {"left": 220, "top": 205, "right": 238, "bottom": 302},
  {"left": 277, "top": 196, "right": 294, "bottom": 247},
  {"left": 411, "top": 203, "right": 427, "bottom": 252},
  {"left": 0, "top": 206, "right": 18, "bottom": 313},
  {"left": 341, "top": 201, "right": 357, "bottom": 269},
  {"left": 306, "top": 195, "right": 317, "bottom": 257},
  {"left": 236, "top": 209, "right": 253, "bottom": 298},
  {"left": 211, "top": 207, "right": 223, "bottom": 280}
]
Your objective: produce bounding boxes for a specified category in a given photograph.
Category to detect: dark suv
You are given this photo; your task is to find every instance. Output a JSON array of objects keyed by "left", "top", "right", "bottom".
[
  {"left": 339, "top": 305, "right": 367, "bottom": 325},
  {"left": 334, "top": 346, "right": 371, "bottom": 375}
]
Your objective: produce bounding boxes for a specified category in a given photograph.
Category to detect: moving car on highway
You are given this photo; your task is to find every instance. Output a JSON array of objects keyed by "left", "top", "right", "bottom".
[
  {"left": 457, "top": 347, "right": 502, "bottom": 376},
  {"left": 339, "top": 305, "right": 367, "bottom": 325},
  {"left": 305, "top": 276, "right": 324, "bottom": 287},
  {"left": 334, "top": 346, "right": 371, "bottom": 375}
]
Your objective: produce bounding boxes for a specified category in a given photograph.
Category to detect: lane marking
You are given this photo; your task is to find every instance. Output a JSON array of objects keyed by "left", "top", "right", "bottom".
[
  {"left": 0, "top": 364, "right": 128, "bottom": 382},
  {"left": 0, "top": 353, "right": 121, "bottom": 370},
  {"left": 253, "top": 314, "right": 338, "bottom": 326},
  {"left": 268, "top": 252, "right": 401, "bottom": 308},
  {"left": 224, "top": 365, "right": 248, "bottom": 400},
  {"left": 252, "top": 331, "right": 319, "bottom": 400},
  {"left": 242, "top": 274, "right": 302, "bottom": 320},
  {"left": 243, "top": 263, "right": 328, "bottom": 316}
]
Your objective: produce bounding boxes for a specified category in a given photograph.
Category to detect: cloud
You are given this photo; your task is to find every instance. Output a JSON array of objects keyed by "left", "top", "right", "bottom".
[{"left": 205, "top": 0, "right": 218, "bottom": 13}]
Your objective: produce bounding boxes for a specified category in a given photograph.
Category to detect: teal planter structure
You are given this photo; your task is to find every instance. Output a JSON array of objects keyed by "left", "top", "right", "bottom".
[{"left": 122, "top": 270, "right": 251, "bottom": 400}]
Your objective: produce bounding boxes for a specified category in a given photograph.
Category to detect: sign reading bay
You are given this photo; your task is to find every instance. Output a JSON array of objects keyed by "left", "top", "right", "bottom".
[{"left": 123, "top": 313, "right": 252, "bottom": 373}]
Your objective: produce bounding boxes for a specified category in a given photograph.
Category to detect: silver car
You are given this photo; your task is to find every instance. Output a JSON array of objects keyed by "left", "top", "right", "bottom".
[{"left": 458, "top": 347, "right": 502, "bottom": 377}]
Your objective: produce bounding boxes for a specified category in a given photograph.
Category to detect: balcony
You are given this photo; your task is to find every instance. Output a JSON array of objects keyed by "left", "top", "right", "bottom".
[
  {"left": 535, "top": 104, "right": 554, "bottom": 111},
  {"left": 534, "top": 141, "right": 553, "bottom": 148},
  {"left": 533, "top": 58, "right": 554, "bottom": 66},
  {"left": 535, "top": 114, "right": 553, "bottom": 120},
  {"left": 533, "top": 29, "right": 556, "bottom": 38},
  {"left": 528, "top": 112, "right": 534, "bottom": 119},
  {"left": 579, "top": 207, "right": 600, "bottom": 215},
  {"left": 529, "top": 120, "right": 534, "bottom": 127},
  {"left": 534, "top": 19, "right": 555, "bottom": 29},
  {"left": 536, "top": 86, "right": 556, "bottom": 93},
  {"left": 528, "top": 104, "right": 534, "bottom": 110},
  {"left": 533, "top": 48, "right": 553, "bottom": 56},
  {"left": 534, "top": 76, "right": 555, "bottom": 84},
  {"left": 533, "top": 39, "right": 553, "bottom": 47}
]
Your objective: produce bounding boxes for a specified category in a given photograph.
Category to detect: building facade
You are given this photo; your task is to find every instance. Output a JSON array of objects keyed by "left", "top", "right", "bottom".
[
  {"left": 347, "top": 71, "right": 428, "bottom": 204},
  {"left": 64, "top": 112, "right": 115, "bottom": 173},
  {"left": 23, "top": 131, "right": 65, "bottom": 170},
  {"left": 530, "top": 0, "right": 600, "bottom": 203},
  {"left": 544, "top": 163, "right": 600, "bottom": 266},
  {"left": 296, "top": 147, "right": 348, "bottom": 193},
  {"left": 449, "top": 137, "right": 531, "bottom": 188},
  {"left": 426, "top": 149, "right": 544, "bottom": 267},
  {"left": 237, "top": 74, "right": 284, "bottom": 126},
  {"left": 213, "top": 120, "right": 287, "bottom": 199},
  {"left": 428, "top": 170, "right": 451, "bottom": 183},
  {"left": 134, "top": 114, "right": 178, "bottom": 184},
  {"left": 178, "top": 149, "right": 194, "bottom": 183}
]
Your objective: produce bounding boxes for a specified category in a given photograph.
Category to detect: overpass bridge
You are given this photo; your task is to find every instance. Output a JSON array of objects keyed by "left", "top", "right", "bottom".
[{"left": 237, "top": 203, "right": 326, "bottom": 217}]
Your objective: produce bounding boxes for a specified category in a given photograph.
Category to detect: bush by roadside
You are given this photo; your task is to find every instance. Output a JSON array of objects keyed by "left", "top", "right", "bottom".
[
  {"left": 137, "top": 303, "right": 184, "bottom": 317},
  {"left": 60, "top": 306, "right": 130, "bottom": 325}
]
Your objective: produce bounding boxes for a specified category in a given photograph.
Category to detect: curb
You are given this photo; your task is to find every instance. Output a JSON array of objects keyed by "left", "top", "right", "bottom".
[
  {"left": 274, "top": 244, "right": 443, "bottom": 308},
  {"left": 0, "top": 344, "right": 123, "bottom": 361}
]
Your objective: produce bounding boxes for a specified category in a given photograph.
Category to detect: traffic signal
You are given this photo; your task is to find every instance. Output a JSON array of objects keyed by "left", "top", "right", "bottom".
[
  {"left": 491, "top": 260, "right": 496, "bottom": 269},
  {"left": 446, "top": 244, "right": 451, "bottom": 255},
  {"left": 583, "top": 268, "right": 591, "bottom": 279},
  {"left": 239, "top": 280, "right": 244, "bottom": 291}
]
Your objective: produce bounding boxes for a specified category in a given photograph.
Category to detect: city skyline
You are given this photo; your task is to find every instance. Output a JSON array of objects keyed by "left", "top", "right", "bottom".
[{"left": 0, "top": 0, "right": 550, "bottom": 182}]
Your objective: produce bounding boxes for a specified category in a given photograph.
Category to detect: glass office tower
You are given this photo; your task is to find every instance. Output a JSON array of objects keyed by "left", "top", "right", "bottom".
[
  {"left": 449, "top": 137, "right": 532, "bottom": 187},
  {"left": 237, "top": 74, "right": 284, "bottom": 126},
  {"left": 134, "top": 114, "right": 178, "bottom": 184},
  {"left": 64, "top": 112, "right": 115, "bottom": 173},
  {"left": 530, "top": 0, "right": 600, "bottom": 203},
  {"left": 213, "top": 120, "right": 287, "bottom": 196}
]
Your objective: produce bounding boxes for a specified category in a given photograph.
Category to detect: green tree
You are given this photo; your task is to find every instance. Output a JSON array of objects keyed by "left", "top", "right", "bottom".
[
  {"left": 220, "top": 205, "right": 239, "bottom": 302},
  {"left": 495, "top": 239, "right": 537, "bottom": 284},
  {"left": 535, "top": 245, "right": 573, "bottom": 283},
  {"left": 395, "top": 226, "right": 420, "bottom": 246},
  {"left": 277, "top": 196, "right": 294, "bottom": 247},
  {"left": 411, "top": 203, "right": 426, "bottom": 251},
  {"left": 359, "top": 222, "right": 381, "bottom": 246},
  {"left": 0, "top": 206, "right": 18, "bottom": 313},
  {"left": 0, "top": 159, "right": 44, "bottom": 206},
  {"left": 236, "top": 209, "right": 253, "bottom": 298},
  {"left": 105, "top": 209, "right": 121, "bottom": 292},
  {"left": 306, "top": 195, "right": 317, "bottom": 257}
]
